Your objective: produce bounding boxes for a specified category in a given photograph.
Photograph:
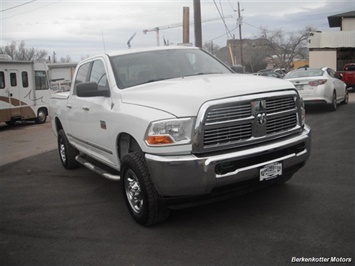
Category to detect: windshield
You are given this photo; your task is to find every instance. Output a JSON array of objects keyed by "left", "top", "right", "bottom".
[
  {"left": 110, "top": 48, "right": 232, "bottom": 89},
  {"left": 284, "top": 69, "right": 323, "bottom": 79}
]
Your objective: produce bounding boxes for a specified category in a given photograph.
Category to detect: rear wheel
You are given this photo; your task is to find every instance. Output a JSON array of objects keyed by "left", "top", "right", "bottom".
[
  {"left": 342, "top": 89, "right": 349, "bottom": 104},
  {"left": 121, "top": 152, "right": 169, "bottom": 226},
  {"left": 58, "top": 129, "right": 80, "bottom": 169},
  {"left": 329, "top": 91, "right": 337, "bottom": 111},
  {"left": 35, "top": 108, "right": 47, "bottom": 124}
]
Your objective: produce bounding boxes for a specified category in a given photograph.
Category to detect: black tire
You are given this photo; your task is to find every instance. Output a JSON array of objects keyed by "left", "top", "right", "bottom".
[
  {"left": 5, "top": 121, "right": 16, "bottom": 126},
  {"left": 58, "top": 129, "right": 80, "bottom": 169},
  {"left": 342, "top": 90, "right": 349, "bottom": 105},
  {"left": 121, "top": 152, "right": 169, "bottom": 226},
  {"left": 329, "top": 91, "right": 337, "bottom": 111},
  {"left": 35, "top": 109, "right": 47, "bottom": 124}
]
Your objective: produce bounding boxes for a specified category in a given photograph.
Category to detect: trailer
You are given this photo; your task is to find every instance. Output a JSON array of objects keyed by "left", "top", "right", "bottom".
[{"left": 0, "top": 60, "right": 51, "bottom": 125}]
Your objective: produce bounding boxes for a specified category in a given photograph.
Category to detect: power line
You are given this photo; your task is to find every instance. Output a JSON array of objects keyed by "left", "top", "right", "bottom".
[
  {"left": 213, "top": 0, "right": 233, "bottom": 39},
  {"left": 0, "top": 0, "right": 37, "bottom": 12},
  {"left": 1, "top": 0, "right": 62, "bottom": 20}
]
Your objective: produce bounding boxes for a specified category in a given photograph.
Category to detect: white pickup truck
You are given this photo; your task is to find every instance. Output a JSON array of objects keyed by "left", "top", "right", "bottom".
[{"left": 49, "top": 46, "right": 311, "bottom": 226}]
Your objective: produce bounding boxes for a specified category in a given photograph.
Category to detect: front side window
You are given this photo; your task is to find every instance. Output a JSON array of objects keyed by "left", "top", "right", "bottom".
[
  {"left": 89, "top": 60, "right": 109, "bottom": 91},
  {"left": 74, "top": 63, "right": 90, "bottom": 95},
  {"left": 35, "top": 71, "right": 49, "bottom": 90},
  {"left": 0, "top": 72, "right": 5, "bottom": 89},
  {"left": 110, "top": 48, "right": 231, "bottom": 89},
  {"left": 10, "top": 73, "right": 17, "bottom": 87},
  {"left": 22, "top": 72, "right": 29, "bottom": 88}
]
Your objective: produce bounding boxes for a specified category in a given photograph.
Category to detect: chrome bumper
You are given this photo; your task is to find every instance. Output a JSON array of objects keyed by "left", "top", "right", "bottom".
[{"left": 145, "top": 125, "right": 311, "bottom": 197}]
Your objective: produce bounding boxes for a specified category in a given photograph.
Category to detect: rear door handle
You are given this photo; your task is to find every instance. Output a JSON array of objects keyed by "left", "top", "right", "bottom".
[
  {"left": 66, "top": 104, "right": 72, "bottom": 109},
  {"left": 82, "top": 106, "right": 90, "bottom": 111}
]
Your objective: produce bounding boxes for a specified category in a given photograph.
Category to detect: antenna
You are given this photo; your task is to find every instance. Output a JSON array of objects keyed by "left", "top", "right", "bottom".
[{"left": 102, "top": 31, "right": 107, "bottom": 53}]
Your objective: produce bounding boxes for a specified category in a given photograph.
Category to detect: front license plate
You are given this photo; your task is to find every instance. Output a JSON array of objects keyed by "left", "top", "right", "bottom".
[{"left": 260, "top": 162, "right": 282, "bottom": 181}]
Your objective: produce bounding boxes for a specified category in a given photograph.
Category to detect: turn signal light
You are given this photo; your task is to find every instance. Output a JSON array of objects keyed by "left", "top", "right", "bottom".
[{"left": 146, "top": 135, "right": 174, "bottom": 145}]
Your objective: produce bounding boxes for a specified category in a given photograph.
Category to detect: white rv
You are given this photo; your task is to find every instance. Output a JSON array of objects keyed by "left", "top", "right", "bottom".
[{"left": 0, "top": 60, "right": 51, "bottom": 125}]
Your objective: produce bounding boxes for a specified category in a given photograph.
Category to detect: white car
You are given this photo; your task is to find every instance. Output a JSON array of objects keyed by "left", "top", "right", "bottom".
[{"left": 284, "top": 67, "right": 348, "bottom": 111}]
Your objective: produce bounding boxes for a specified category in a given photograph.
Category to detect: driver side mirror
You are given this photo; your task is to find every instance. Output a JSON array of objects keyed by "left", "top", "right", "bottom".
[{"left": 76, "top": 82, "right": 110, "bottom": 97}]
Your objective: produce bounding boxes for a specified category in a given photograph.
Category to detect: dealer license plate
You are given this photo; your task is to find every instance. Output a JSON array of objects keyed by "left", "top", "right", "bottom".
[{"left": 260, "top": 162, "right": 282, "bottom": 181}]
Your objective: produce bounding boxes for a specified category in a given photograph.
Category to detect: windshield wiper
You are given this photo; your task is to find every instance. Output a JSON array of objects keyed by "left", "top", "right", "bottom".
[{"left": 183, "top": 72, "right": 223, "bottom": 77}]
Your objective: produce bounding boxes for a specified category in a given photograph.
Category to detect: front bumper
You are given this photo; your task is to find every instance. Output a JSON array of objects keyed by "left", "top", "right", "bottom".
[{"left": 145, "top": 125, "right": 311, "bottom": 197}]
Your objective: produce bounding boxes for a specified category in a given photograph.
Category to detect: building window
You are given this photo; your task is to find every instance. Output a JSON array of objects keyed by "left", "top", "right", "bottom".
[
  {"left": 0, "top": 72, "right": 5, "bottom": 89},
  {"left": 22, "top": 71, "right": 29, "bottom": 88},
  {"left": 10, "top": 73, "right": 17, "bottom": 87}
]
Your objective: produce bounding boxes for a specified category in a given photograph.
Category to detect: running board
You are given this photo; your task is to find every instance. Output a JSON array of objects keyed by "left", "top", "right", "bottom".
[{"left": 75, "top": 155, "right": 121, "bottom": 181}]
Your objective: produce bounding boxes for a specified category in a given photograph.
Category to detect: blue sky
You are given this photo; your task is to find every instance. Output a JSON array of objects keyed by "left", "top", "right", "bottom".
[{"left": 1, "top": 0, "right": 354, "bottom": 62}]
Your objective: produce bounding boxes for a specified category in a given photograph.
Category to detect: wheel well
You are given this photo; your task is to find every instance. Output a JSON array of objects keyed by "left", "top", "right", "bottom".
[
  {"left": 55, "top": 117, "right": 63, "bottom": 133},
  {"left": 117, "top": 133, "right": 142, "bottom": 161}
]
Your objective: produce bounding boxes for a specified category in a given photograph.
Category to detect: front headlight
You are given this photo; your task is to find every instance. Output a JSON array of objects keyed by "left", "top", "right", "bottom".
[{"left": 145, "top": 118, "right": 195, "bottom": 146}]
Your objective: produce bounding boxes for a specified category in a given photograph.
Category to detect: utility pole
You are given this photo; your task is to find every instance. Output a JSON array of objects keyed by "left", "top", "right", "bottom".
[
  {"left": 193, "top": 0, "right": 202, "bottom": 48},
  {"left": 237, "top": 1, "right": 243, "bottom": 65},
  {"left": 183, "top": 7, "right": 190, "bottom": 44}
]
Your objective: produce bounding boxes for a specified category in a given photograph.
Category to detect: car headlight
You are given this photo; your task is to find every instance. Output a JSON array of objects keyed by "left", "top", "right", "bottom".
[{"left": 145, "top": 118, "right": 195, "bottom": 146}]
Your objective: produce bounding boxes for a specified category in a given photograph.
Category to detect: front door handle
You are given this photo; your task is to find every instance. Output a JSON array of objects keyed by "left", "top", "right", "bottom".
[{"left": 82, "top": 106, "right": 90, "bottom": 111}]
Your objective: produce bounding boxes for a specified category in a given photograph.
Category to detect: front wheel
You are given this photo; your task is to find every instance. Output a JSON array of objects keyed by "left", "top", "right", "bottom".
[
  {"left": 58, "top": 129, "right": 79, "bottom": 169},
  {"left": 121, "top": 152, "right": 169, "bottom": 226}
]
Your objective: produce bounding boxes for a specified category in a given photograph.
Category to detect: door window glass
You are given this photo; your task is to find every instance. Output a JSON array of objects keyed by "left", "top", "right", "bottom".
[
  {"left": 89, "top": 60, "right": 109, "bottom": 91},
  {"left": 0, "top": 72, "right": 4, "bottom": 89},
  {"left": 74, "top": 63, "right": 90, "bottom": 95},
  {"left": 10, "top": 73, "right": 17, "bottom": 87},
  {"left": 22, "top": 72, "right": 29, "bottom": 88}
]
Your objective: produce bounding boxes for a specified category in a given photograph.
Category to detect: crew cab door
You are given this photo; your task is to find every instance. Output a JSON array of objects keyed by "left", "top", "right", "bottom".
[{"left": 67, "top": 59, "right": 113, "bottom": 165}]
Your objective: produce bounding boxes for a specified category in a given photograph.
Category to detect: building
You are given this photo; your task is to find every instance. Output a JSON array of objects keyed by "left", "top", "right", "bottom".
[{"left": 308, "top": 11, "right": 355, "bottom": 71}]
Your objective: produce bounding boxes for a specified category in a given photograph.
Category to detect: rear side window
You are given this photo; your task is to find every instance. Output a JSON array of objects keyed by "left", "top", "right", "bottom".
[
  {"left": 0, "top": 72, "right": 4, "bottom": 89},
  {"left": 10, "top": 73, "right": 17, "bottom": 86},
  {"left": 22, "top": 71, "right": 29, "bottom": 88}
]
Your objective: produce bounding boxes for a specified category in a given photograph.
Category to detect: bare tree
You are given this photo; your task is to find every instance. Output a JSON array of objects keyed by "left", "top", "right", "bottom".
[
  {"left": 0, "top": 40, "right": 48, "bottom": 61},
  {"left": 0, "top": 41, "right": 17, "bottom": 59},
  {"left": 60, "top": 55, "right": 72, "bottom": 63},
  {"left": 203, "top": 41, "right": 221, "bottom": 55},
  {"left": 257, "top": 26, "right": 315, "bottom": 70}
]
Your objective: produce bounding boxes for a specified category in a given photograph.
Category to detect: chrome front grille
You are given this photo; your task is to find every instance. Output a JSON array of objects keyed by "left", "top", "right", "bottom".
[
  {"left": 266, "top": 97, "right": 295, "bottom": 113},
  {"left": 266, "top": 113, "right": 297, "bottom": 134},
  {"left": 195, "top": 91, "right": 301, "bottom": 153},
  {"left": 205, "top": 103, "right": 251, "bottom": 124},
  {"left": 204, "top": 123, "right": 252, "bottom": 145}
]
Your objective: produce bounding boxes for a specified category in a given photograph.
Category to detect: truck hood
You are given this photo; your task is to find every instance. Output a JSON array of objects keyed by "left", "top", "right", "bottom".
[{"left": 121, "top": 74, "right": 295, "bottom": 117}]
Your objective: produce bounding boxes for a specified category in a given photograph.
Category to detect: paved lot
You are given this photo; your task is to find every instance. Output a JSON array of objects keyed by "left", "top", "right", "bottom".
[{"left": 1, "top": 97, "right": 354, "bottom": 265}]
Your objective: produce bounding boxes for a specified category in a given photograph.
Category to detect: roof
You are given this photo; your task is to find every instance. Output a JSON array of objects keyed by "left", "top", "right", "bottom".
[
  {"left": 328, "top": 10, "right": 355, "bottom": 28},
  {"left": 308, "top": 31, "right": 355, "bottom": 49}
]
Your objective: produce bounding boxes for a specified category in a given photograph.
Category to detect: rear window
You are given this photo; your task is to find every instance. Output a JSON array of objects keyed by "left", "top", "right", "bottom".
[
  {"left": 344, "top": 65, "right": 355, "bottom": 71},
  {"left": 285, "top": 69, "right": 323, "bottom": 79}
]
